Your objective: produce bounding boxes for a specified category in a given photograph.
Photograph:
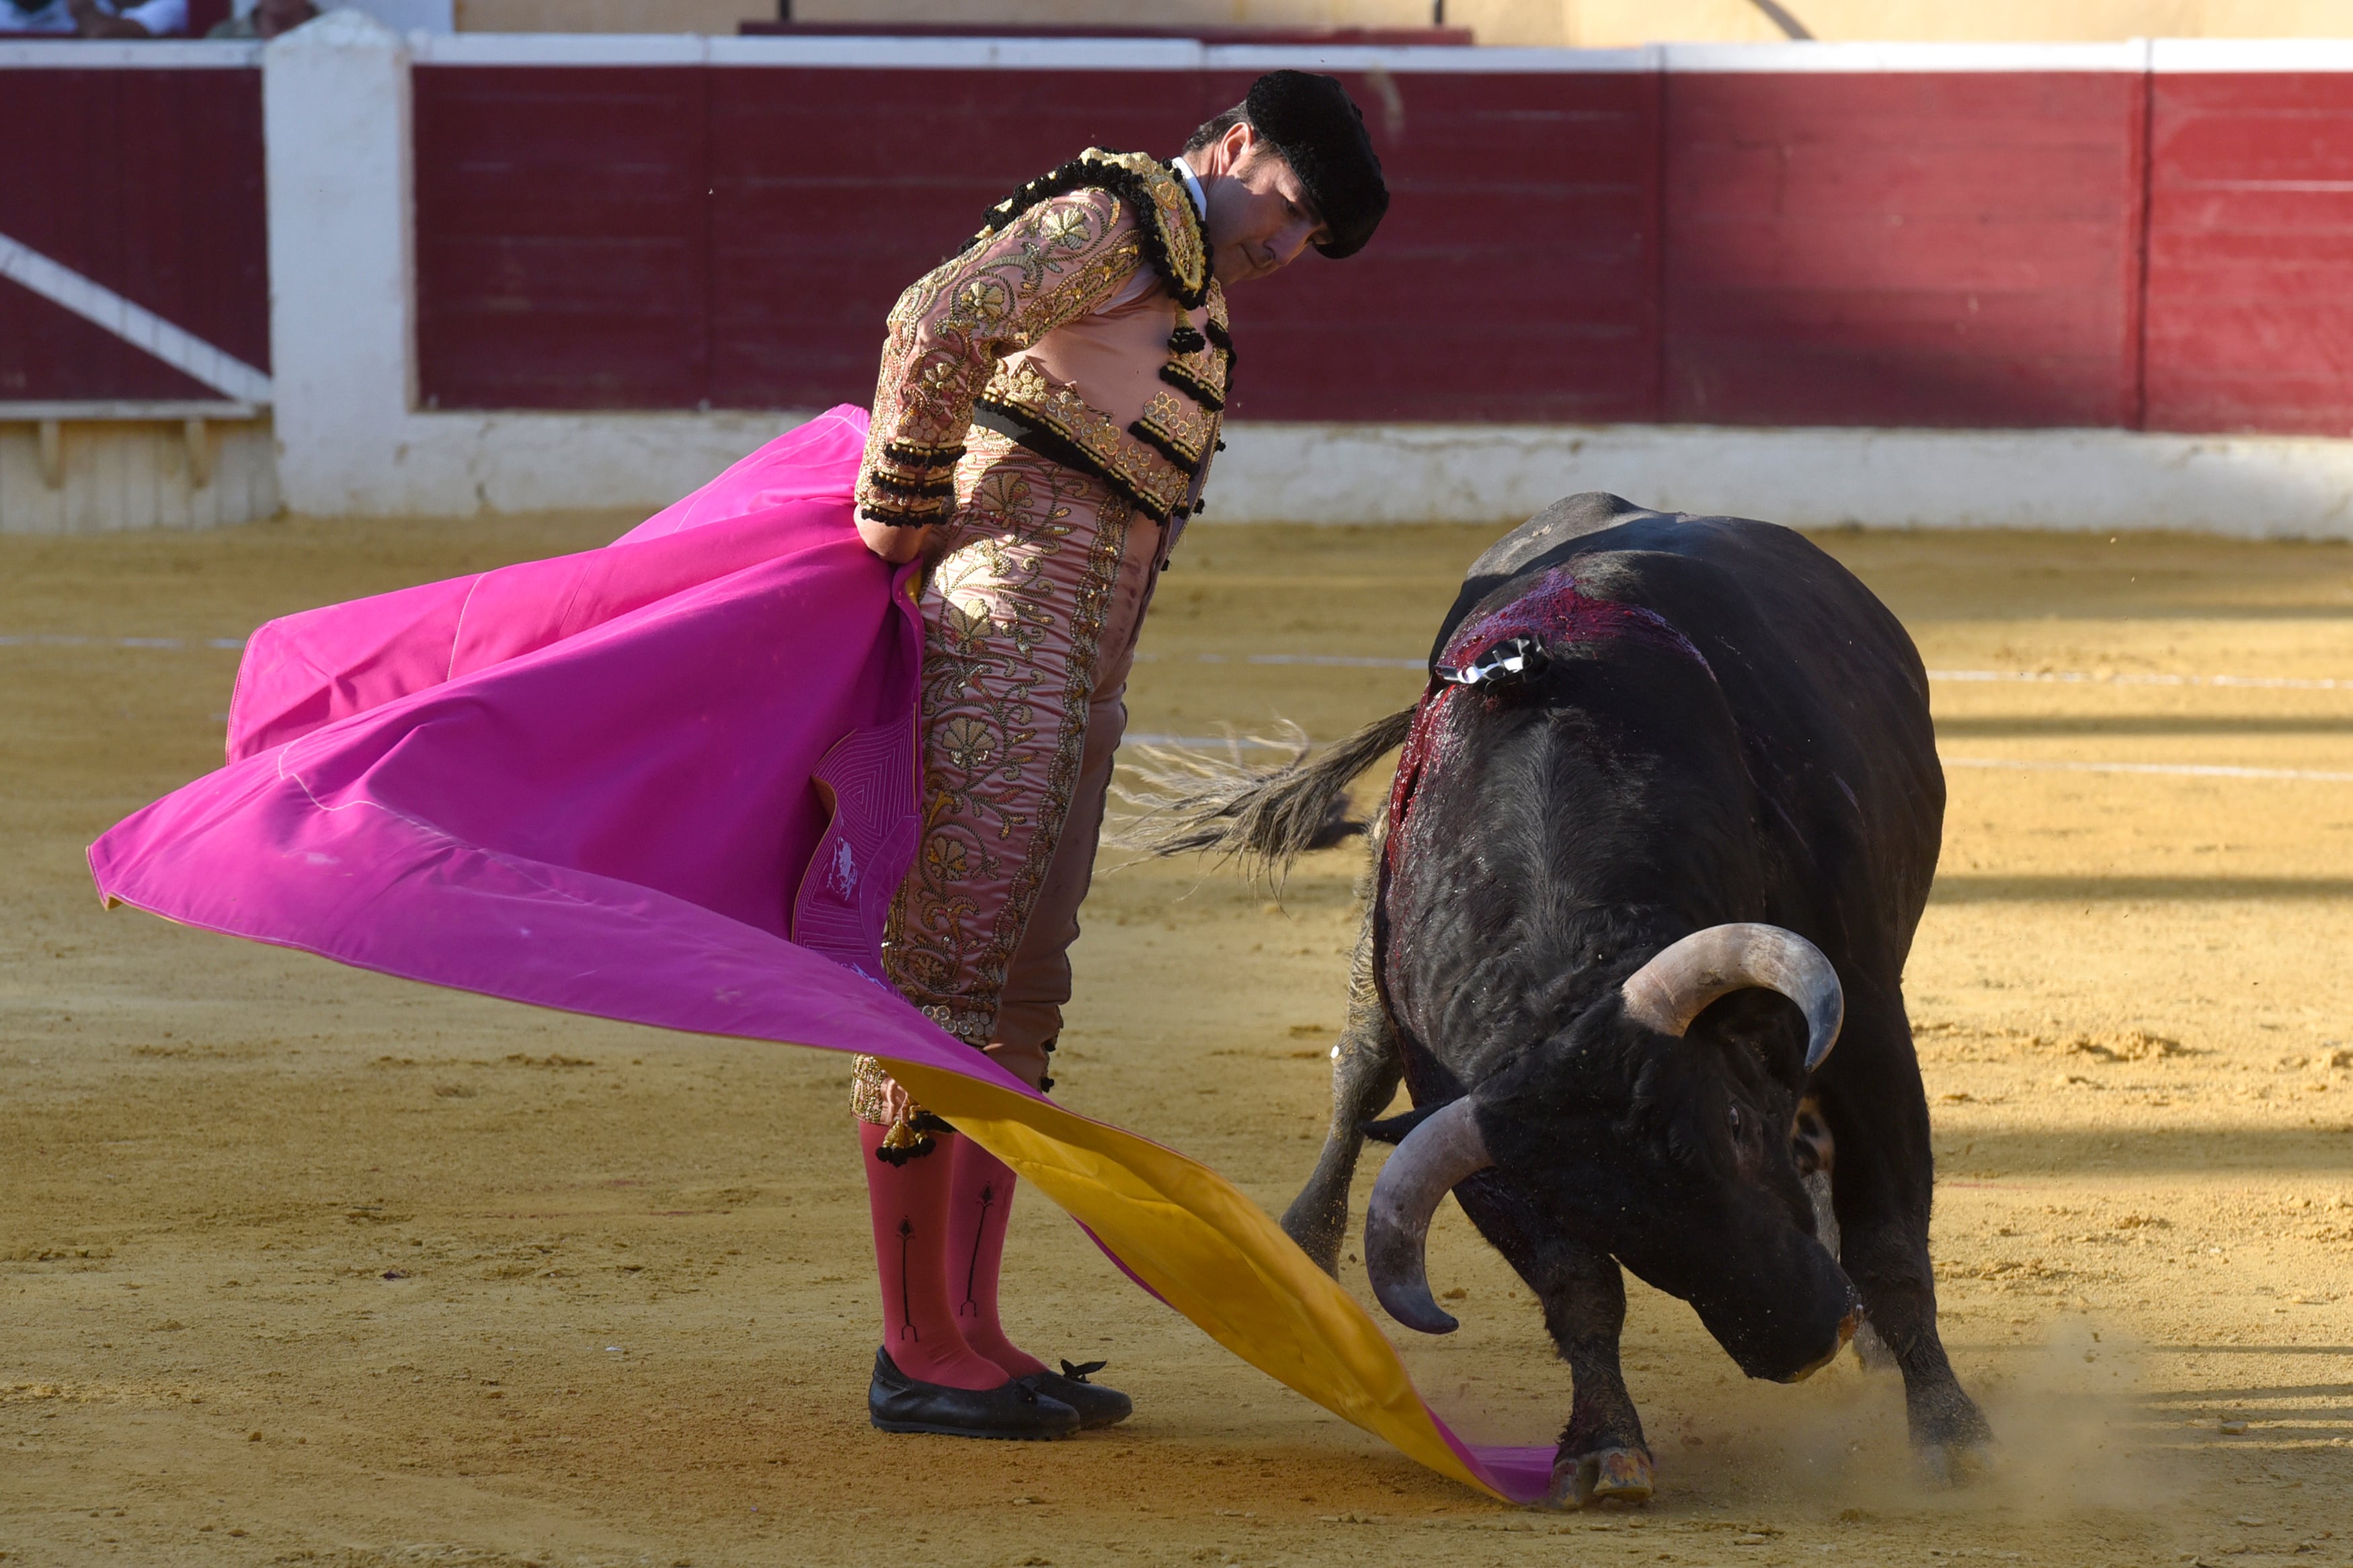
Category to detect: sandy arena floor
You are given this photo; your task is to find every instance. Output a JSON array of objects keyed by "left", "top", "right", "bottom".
[{"left": 3, "top": 515, "right": 2350, "bottom": 1567}]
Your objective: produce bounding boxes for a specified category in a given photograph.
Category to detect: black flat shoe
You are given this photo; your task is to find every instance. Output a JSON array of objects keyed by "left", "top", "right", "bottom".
[
  {"left": 868, "top": 1348, "right": 1080, "bottom": 1440},
  {"left": 1018, "top": 1359, "right": 1133, "bottom": 1430}
]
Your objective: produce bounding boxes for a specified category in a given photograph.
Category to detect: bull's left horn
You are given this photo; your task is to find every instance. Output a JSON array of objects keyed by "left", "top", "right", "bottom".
[
  {"left": 1620, "top": 923, "right": 1845, "bottom": 1071},
  {"left": 1364, "top": 1098, "right": 1494, "bottom": 1334}
]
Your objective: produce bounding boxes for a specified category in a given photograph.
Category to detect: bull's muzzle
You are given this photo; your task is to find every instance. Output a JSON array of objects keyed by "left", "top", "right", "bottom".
[{"left": 1779, "top": 1307, "right": 1860, "bottom": 1384}]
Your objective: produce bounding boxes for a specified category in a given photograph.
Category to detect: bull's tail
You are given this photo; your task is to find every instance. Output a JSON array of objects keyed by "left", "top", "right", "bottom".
[{"left": 1113, "top": 704, "right": 1417, "bottom": 882}]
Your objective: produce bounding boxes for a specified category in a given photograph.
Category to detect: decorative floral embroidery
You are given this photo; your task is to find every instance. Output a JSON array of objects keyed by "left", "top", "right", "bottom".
[
  {"left": 1128, "top": 388, "right": 1215, "bottom": 472},
  {"left": 973, "top": 149, "right": 1209, "bottom": 310},
  {"left": 881, "top": 436, "right": 1131, "bottom": 1048},
  {"left": 859, "top": 186, "right": 1144, "bottom": 527},
  {"left": 975, "top": 361, "right": 1202, "bottom": 525}
]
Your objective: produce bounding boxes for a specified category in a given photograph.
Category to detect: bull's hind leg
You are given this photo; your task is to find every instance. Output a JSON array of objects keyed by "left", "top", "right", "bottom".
[
  {"left": 1281, "top": 892, "right": 1402, "bottom": 1275},
  {"left": 1818, "top": 997, "right": 1993, "bottom": 1479}
]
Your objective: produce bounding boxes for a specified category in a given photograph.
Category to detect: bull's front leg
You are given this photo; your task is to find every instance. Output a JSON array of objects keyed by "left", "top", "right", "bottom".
[
  {"left": 1819, "top": 999, "right": 1993, "bottom": 1479},
  {"left": 1528, "top": 1241, "right": 1653, "bottom": 1508},
  {"left": 1280, "top": 890, "right": 1402, "bottom": 1275}
]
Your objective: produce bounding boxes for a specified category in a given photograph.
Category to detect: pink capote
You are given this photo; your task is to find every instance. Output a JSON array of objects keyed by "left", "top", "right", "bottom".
[
  {"left": 92, "top": 405, "right": 946, "bottom": 1046},
  {"left": 85, "top": 406, "right": 1555, "bottom": 1507}
]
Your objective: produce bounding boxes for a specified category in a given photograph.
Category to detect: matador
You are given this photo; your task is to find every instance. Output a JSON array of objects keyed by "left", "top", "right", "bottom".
[{"left": 848, "top": 71, "right": 1390, "bottom": 1440}]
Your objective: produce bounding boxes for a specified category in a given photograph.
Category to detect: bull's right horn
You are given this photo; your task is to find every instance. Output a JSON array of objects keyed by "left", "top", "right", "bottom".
[
  {"left": 1620, "top": 922, "right": 1845, "bottom": 1071},
  {"left": 1364, "top": 1098, "right": 1494, "bottom": 1334}
]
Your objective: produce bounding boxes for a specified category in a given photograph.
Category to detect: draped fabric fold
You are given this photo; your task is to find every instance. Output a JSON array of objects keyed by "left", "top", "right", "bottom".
[{"left": 85, "top": 405, "right": 1551, "bottom": 1507}]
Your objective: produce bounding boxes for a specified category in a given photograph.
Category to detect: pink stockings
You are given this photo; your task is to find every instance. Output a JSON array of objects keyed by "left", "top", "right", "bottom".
[
  {"left": 945, "top": 1136, "right": 1047, "bottom": 1379},
  {"left": 860, "top": 1123, "right": 1045, "bottom": 1389}
]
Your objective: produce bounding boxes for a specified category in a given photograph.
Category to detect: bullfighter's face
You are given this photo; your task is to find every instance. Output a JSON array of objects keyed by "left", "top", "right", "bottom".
[{"left": 1193, "top": 124, "right": 1328, "bottom": 286}]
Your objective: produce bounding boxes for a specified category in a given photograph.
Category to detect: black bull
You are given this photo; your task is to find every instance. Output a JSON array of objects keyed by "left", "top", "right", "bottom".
[{"left": 1150, "top": 494, "right": 1991, "bottom": 1507}]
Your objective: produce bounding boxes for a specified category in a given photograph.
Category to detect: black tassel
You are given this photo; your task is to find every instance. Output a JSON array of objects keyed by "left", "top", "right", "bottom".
[
  {"left": 873, "top": 1132, "right": 935, "bottom": 1166},
  {"left": 873, "top": 1109, "right": 958, "bottom": 1165},
  {"left": 1193, "top": 499, "right": 1206, "bottom": 515},
  {"left": 1166, "top": 325, "right": 1207, "bottom": 355}
]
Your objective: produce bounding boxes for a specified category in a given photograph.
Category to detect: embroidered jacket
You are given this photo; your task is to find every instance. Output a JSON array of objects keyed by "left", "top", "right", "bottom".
[{"left": 858, "top": 149, "right": 1234, "bottom": 530}]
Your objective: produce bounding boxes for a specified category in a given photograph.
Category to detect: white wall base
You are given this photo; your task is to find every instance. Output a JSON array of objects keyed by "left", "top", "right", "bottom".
[
  {"left": 274, "top": 410, "right": 2353, "bottom": 540},
  {"left": 321, "top": 407, "right": 811, "bottom": 515},
  {"left": 1210, "top": 421, "right": 2353, "bottom": 539},
  {"left": 0, "top": 417, "right": 278, "bottom": 534}
]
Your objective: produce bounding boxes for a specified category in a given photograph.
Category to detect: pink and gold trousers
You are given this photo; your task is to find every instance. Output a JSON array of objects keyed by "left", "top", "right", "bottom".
[{"left": 854, "top": 429, "right": 1159, "bottom": 1118}]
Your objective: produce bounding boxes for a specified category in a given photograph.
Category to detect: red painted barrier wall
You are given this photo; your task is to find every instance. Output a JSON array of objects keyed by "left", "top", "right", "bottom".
[
  {"left": 1201, "top": 67, "right": 1661, "bottom": 423},
  {"left": 703, "top": 67, "right": 1212, "bottom": 413},
  {"left": 2146, "top": 72, "right": 2353, "bottom": 437},
  {"left": 0, "top": 67, "right": 267, "bottom": 403},
  {"left": 1664, "top": 71, "right": 2147, "bottom": 428},
  {"left": 11, "top": 56, "right": 2353, "bottom": 439},
  {"left": 413, "top": 67, "right": 709, "bottom": 411},
  {"left": 388, "top": 58, "right": 2353, "bottom": 439},
  {"left": 414, "top": 64, "right": 1663, "bottom": 423}
]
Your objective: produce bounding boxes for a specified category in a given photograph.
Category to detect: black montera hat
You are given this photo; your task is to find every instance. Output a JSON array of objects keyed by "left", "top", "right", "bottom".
[{"left": 1244, "top": 70, "right": 1389, "bottom": 259}]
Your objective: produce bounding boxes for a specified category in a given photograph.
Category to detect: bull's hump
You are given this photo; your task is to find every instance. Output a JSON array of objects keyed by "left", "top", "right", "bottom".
[
  {"left": 1464, "top": 493, "right": 1662, "bottom": 583},
  {"left": 1434, "top": 495, "right": 1681, "bottom": 672}
]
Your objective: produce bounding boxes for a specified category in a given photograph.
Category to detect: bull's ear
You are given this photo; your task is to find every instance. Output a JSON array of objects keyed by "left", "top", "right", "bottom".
[{"left": 1362, "top": 1105, "right": 1441, "bottom": 1145}]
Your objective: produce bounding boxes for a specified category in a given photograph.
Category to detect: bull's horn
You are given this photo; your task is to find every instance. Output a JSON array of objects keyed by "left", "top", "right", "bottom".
[
  {"left": 1620, "top": 923, "right": 1845, "bottom": 1072},
  {"left": 1363, "top": 1098, "right": 1494, "bottom": 1335}
]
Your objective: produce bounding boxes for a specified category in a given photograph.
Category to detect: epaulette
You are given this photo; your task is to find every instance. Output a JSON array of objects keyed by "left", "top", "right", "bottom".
[{"left": 971, "top": 148, "right": 1209, "bottom": 311}]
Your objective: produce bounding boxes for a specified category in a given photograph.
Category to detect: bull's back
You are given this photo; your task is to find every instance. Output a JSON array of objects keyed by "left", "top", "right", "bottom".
[{"left": 1439, "top": 495, "right": 1942, "bottom": 975}]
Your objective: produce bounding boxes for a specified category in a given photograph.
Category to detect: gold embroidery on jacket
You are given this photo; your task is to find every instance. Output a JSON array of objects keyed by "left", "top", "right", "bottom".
[
  {"left": 883, "top": 436, "right": 1131, "bottom": 1047},
  {"left": 973, "top": 361, "right": 1201, "bottom": 525},
  {"left": 974, "top": 149, "right": 1208, "bottom": 309},
  {"left": 1158, "top": 290, "right": 1234, "bottom": 411},
  {"left": 859, "top": 186, "right": 1143, "bottom": 527},
  {"left": 851, "top": 1054, "right": 910, "bottom": 1125},
  {"left": 1128, "top": 388, "right": 1214, "bottom": 472}
]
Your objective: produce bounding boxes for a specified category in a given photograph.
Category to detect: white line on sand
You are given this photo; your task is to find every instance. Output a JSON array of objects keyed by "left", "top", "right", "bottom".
[
  {"left": 0, "top": 634, "right": 247, "bottom": 650},
  {"left": 1125, "top": 734, "right": 1296, "bottom": 751},
  {"left": 1127, "top": 737, "right": 2353, "bottom": 784},
  {"left": 1137, "top": 652, "right": 2352, "bottom": 692},
  {"left": 9, "top": 638, "right": 2347, "bottom": 695},
  {"left": 1942, "top": 756, "right": 2353, "bottom": 783},
  {"left": 4, "top": 637, "right": 2339, "bottom": 783},
  {"left": 1925, "top": 668, "right": 2350, "bottom": 692}
]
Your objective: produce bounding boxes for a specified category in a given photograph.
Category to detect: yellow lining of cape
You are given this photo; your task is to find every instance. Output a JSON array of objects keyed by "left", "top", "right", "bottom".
[{"left": 884, "top": 1058, "right": 1506, "bottom": 1502}]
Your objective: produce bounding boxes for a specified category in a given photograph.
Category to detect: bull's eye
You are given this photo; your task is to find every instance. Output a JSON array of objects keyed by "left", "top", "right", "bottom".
[{"left": 1727, "top": 1104, "right": 1746, "bottom": 1139}]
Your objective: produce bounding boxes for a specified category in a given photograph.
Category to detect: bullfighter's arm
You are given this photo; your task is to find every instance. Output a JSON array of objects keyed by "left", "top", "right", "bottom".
[{"left": 855, "top": 188, "right": 1144, "bottom": 561}]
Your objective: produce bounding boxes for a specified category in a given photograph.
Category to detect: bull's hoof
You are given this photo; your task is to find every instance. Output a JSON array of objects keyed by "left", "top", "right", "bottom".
[
  {"left": 1548, "top": 1446, "right": 1654, "bottom": 1509},
  {"left": 1915, "top": 1432, "right": 1997, "bottom": 1488},
  {"left": 1911, "top": 1398, "right": 1997, "bottom": 1487},
  {"left": 1276, "top": 1199, "right": 1347, "bottom": 1279}
]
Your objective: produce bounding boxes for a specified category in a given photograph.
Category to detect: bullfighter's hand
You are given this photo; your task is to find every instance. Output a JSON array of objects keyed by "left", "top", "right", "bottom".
[
  {"left": 870, "top": 1070, "right": 914, "bottom": 1128},
  {"left": 855, "top": 509, "right": 933, "bottom": 565}
]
